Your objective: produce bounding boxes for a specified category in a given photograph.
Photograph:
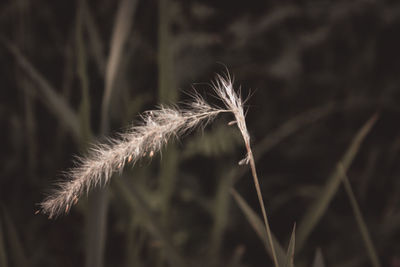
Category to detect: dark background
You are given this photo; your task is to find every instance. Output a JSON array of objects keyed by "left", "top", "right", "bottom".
[{"left": 1, "top": 0, "right": 400, "bottom": 266}]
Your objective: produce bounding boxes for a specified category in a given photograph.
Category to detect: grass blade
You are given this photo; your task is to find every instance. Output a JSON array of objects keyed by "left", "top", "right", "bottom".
[
  {"left": 209, "top": 169, "right": 235, "bottom": 259},
  {"left": 296, "top": 113, "right": 379, "bottom": 250},
  {"left": 101, "top": 0, "right": 138, "bottom": 132},
  {"left": 113, "top": 177, "right": 186, "bottom": 267},
  {"left": 338, "top": 164, "right": 382, "bottom": 267},
  {"left": 76, "top": 1, "right": 92, "bottom": 141},
  {"left": 312, "top": 248, "right": 326, "bottom": 267},
  {"left": 83, "top": 0, "right": 106, "bottom": 75},
  {"left": 231, "top": 189, "right": 286, "bottom": 266},
  {"left": 284, "top": 223, "right": 296, "bottom": 267},
  {"left": 2, "top": 38, "right": 80, "bottom": 139}
]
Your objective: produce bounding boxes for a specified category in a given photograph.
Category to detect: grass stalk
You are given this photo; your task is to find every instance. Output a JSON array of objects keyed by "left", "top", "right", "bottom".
[
  {"left": 209, "top": 104, "right": 334, "bottom": 261},
  {"left": 157, "top": 0, "right": 179, "bottom": 230},
  {"left": 231, "top": 189, "right": 286, "bottom": 265},
  {"left": 338, "top": 164, "right": 382, "bottom": 267},
  {"left": 297, "top": 113, "right": 378, "bottom": 250},
  {"left": 101, "top": 0, "right": 138, "bottom": 131},
  {"left": 76, "top": 2, "right": 92, "bottom": 141},
  {"left": 212, "top": 73, "right": 280, "bottom": 266},
  {"left": 247, "top": 148, "right": 280, "bottom": 267}
]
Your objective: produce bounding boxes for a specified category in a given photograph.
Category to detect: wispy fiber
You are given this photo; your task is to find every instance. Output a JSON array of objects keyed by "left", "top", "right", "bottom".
[
  {"left": 39, "top": 73, "right": 270, "bottom": 241},
  {"left": 39, "top": 78, "right": 230, "bottom": 217}
]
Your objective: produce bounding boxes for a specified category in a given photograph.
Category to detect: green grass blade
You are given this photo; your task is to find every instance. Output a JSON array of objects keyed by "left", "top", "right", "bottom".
[
  {"left": 2, "top": 38, "right": 81, "bottom": 139},
  {"left": 76, "top": 1, "right": 92, "bottom": 141},
  {"left": 231, "top": 189, "right": 286, "bottom": 266},
  {"left": 296, "top": 113, "right": 379, "bottom": 250},
  {"left": 157, "top": 0, "right": 179, "bottom": 241},
  {"left": 284, "top": 223, "right": 296, "bottom": 267},
  {"left": 338, "top": 164, "right": 382, "bottom": 267},
  {"left": 209, "top": 169, "right": 235, "bottom": 258}
]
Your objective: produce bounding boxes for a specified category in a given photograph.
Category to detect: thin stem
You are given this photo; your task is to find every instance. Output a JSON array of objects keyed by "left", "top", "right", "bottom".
[
  {"left": 246, "top": 146, "right": 279, "bottom": 267},
  {"left": 338, "top": 164, "right": 382, "bottom": 267}
]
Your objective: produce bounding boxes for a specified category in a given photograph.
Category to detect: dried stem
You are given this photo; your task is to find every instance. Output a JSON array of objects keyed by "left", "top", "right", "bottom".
[
  {"left": 247, "top": 147, "right": 279, "bottom": 267},
  {"left": 212, "top": 73, "right": 279, "bottom": 267}
]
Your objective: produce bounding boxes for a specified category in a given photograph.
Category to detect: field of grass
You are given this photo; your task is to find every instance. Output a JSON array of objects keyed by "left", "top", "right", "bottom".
[{"left": 1, "top": 0, "right": 400, "bottom": 266}]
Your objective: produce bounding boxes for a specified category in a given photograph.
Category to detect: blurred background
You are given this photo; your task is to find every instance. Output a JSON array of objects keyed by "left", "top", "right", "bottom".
[{"left": 1, "top": 0, "right": 400, "bottom": 266}]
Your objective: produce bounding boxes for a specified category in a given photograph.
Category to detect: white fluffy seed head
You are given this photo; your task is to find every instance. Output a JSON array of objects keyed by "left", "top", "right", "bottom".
[
  {"left": 211, "top": 73, "right": 251, "bottom": 164},
  {"left": 39, "top": 73, "right": 250, "bottom": 218}
]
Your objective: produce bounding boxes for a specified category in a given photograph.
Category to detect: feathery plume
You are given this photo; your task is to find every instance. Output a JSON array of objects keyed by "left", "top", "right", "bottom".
[
  {"left": 39, "top": 71, "right": 280, "bottom": 267},
  {"left": 39, "top": 96, "right": 226, "bottom": 218},
  {"left": 39, "top": 83, "right": 233, "bottom": 218},
  {"left": 39, "top": 73, "right": 257, "bottom": 222}
]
